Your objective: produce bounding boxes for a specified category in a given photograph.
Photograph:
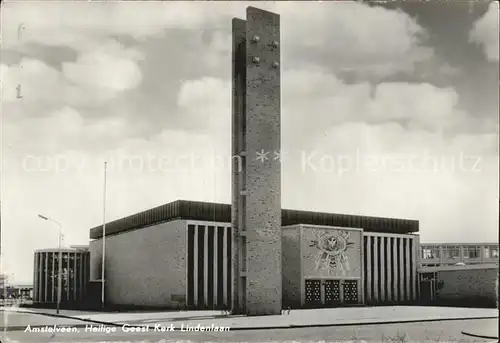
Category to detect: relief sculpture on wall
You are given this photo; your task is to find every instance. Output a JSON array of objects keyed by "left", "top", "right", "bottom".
[{"left": 309, "top": 230, "right": 356, "bottom": 276}]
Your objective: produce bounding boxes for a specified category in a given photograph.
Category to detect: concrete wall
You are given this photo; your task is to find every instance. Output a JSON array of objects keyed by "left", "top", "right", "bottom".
[
  {"left": 89, "top": 241, "right": 102, "bottom": 281},
  {"left": 89, "top": 220, "right": 187, "bottom": 309},
  {"left": 436, "top": 266, "right": 498, "bottom": 307},
  {"left": 282, "top": 226, "right": 301, "bottom": 308}
]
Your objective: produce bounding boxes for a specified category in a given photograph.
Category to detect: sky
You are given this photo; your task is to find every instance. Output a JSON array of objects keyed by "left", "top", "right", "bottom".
[{"left": 0, "top": 1, "right": 498, "bottom": 284}]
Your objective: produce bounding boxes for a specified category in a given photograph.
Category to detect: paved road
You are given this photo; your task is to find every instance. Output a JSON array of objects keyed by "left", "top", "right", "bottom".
[
  {"left": 0, "top": 311, "right": 86, "bottom": 328},
  {"left": 1, "top": 315, "right": 496, "bottom": 342}
]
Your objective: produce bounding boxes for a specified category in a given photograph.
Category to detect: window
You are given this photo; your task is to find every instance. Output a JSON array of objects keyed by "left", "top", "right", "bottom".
[
  {"left": 463, "top": 246, "right": 480, "bottom": 259},
  {"left": 422, "top": 248, "right": 432, "bottom": 259},
  {"left": 443, "top": 246, "right": 460, "bottom": 259},
  {"left": 483, "top": 247, "right": 490, "bottom": 259},
  {"left": 420, "top": 272, "right": 437, "bottom": 281},
  {"left": 433, "top": 247, "right": 441, "bottom": 259},
  {"left": 491, "top": 248, "right": 499, "bottom": 258},
  {"left": 421, "top": 246, "right": 440, "bottom": 259}
]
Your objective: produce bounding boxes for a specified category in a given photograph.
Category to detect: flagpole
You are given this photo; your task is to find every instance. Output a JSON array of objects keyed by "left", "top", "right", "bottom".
[{"left": 101, "top": 161, "right": 107, "bottom": 309}]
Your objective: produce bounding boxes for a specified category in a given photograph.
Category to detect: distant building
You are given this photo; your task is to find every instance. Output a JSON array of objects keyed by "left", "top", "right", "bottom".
[
  {"left": 32, "top": 247, "right": 90, "bottom": 307},
  {"left": 0, "top": 274, "right": 7, "bottom": 288},
  {"left": 0, "top": 274, "right": 9, "bottom": 298},
  {"left": 418, "top": 264, "right": 498, "bottom": 308},
  {"left": 419, "top": 243, "right": 499, "bottom": 267},
  {"left": 5, "top": 284, "right": 34, "bottom": 299}
]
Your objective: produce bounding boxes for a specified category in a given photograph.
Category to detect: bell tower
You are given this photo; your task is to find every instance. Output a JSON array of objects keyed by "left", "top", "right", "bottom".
[{"left": 231, "top": 7, "right": 282, "bottom": 315}]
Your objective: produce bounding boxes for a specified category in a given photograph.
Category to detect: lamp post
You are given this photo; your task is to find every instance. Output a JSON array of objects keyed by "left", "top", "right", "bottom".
[
  {"left": 38, "top": 214, "right": 62, "bottom": 314},
  {"left": 102, "top": 161, "right": 107, "bottom": 309}
]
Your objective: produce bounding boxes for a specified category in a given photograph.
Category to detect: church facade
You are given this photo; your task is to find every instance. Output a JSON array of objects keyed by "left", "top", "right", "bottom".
[{"left": 88, "top": 200, "right": 419, "bottom": 309}]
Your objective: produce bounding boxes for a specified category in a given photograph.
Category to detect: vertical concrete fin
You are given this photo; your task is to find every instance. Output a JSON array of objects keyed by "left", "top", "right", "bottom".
[{"left": 231, "top": 16, "right": 247, "bottom": 314}]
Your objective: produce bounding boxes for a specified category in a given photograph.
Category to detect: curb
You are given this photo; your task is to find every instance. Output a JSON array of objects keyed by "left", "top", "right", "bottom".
[
  {"left": 1, "top": 309, "right": 497, "bottom": 332},
  {"left": 461, "top": 330, "right": 499, "bottom": 340},
  {"left": 0, "top": 308, "right": 229, "bottom": 322}
]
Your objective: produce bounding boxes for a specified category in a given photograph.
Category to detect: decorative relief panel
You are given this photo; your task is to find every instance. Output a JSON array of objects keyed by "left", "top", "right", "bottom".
[{"left": 302, "top": 227, "right": 362, "bottom": 278}]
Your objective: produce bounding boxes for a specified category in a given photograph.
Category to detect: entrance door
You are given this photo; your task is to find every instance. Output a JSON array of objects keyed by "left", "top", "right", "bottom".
[
  {"left": 324, "top": 280, "right": 341, "bottom": 306},
  {"left": 419, "top": 280, "right": 434, "bottom": 304},
  {"left": 342, "top": 280, "right": 359, "bottom": 304},
  {"left": 419, "top": 272, "right": 437, "bottom": 304},
  {"left": 304, "top": 279, "right": 360, "bottom": 307},
  {"left": 304, "top": 279, "right": 322, "bottom": 308}
]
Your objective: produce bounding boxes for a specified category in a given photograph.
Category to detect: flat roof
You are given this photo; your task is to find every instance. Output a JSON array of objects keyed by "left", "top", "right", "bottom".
[
  {"left": 10, "top": 284, "right": 33, "bottom": 288},
  {"left": 90, "top": 200, "right": 419, "bottom": 239},
  {"left": 35, "top": 248, "right": 89, "bottom": 253},
  {"left": 419, "top": 264, "right": 499, "bottom": 272},
  {"left": 420, "top": 243, "right": 499, "bottom": 246},
  {"left": 69, "top": 245, "right": 89, "bottom": 249}
]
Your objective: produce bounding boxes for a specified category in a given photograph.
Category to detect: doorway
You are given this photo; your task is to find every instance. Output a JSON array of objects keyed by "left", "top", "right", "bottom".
[{"left": 418, "top": 272, "right": 437, "bottom": 304}]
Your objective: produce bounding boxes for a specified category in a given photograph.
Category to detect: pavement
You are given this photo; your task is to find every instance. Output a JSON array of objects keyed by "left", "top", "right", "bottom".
[
  {"left": 1, "top": 311, "right": 88, "bottom": 328},
  {"left": 462, "top": 318, "right": 499, "bottom": 340},
  {"left": 1, "top": 305, "right": 498, "bottom": 332},
  {"left": 1, "top": 316, "right": 498, "bottom": 343}
]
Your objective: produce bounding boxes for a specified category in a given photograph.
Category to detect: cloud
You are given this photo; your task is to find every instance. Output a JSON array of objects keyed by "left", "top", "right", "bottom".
[
  {"left": 177, "top": 77, "right": 228, "bottom": 108},
  {"left": 1, "top": 59, "right": 63, "bottom": 104},
  {"left": 1, "top": 42, "right": 143, "bottom": 107},
  {"left": 3, "top": 1, "right": 432, "bottom": 77},
  {"left": 290, "top": 121, "right": 498, "bottom": 244},
  {"left": 366, "top": 83, "right": 462, "bottom": 130},
  {"left": 2, "top": 106, "right": 135, "bottom": 156},
  {"left": 0, "top": 1, "right": 436, "bottom": 149},
  {"left": 203, "top": 31, "right": 233, "bottom": 70},
  {"left": 1, "top": 2, "right": 206, "bottom": 50},
  {"left": 177, "top": 77, "right": 231, "bottom": 133},
  {"left": 282, "top": 69, "right": 476, "bottom": 150},
  {"left": 62, "top": 40, "right": 144, "bottom": 92},
  {"left": 470, "top": 2, "right": 499, "bottom": 62},
  {"left": 272, "top": 2, "right": 434, "bottom": 76},
  {"left": 197, "top": 2, "right": 435, "bottom": 77},
  {"left": 278, "top": 70, "right": 497, "bottom": 245}
]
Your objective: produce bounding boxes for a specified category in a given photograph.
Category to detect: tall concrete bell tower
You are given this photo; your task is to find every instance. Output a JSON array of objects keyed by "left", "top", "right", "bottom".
[{"left": 231, "top": 7, "right": 282, "bottom": 316}]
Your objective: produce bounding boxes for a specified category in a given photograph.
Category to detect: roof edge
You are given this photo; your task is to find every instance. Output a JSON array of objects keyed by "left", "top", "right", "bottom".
[{"left": 89, "top": 200, "right": 419, "bottom": 240}]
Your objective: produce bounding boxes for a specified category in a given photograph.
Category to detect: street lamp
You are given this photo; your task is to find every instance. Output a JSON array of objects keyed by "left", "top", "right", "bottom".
[
  {"left": 38, "top": 214, "right": 63, "bottom": 314},
  {"left": 101, "top": 161, "right": 108, "bottom": 309}
]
